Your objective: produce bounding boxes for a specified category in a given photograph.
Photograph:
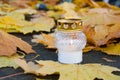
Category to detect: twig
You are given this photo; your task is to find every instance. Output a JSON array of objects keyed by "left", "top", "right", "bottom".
[
  {"left": 102, "top": 57, "right": 116, "bottom": 62},
  {"left": 26, "top": 54, "right": 40, "bottom": 61},
  {"left": 0, "top": 72, "right": 24, "bottom": 79}
]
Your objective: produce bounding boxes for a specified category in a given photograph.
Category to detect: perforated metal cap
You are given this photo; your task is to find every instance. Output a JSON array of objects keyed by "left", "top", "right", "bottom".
[{"left": 57, "top": 19, "right": 82, "bottom": 31}]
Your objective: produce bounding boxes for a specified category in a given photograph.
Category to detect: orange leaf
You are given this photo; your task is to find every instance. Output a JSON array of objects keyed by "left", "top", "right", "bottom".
[{"left": 0, "top": 30, "right": 35, "bottom": 56}]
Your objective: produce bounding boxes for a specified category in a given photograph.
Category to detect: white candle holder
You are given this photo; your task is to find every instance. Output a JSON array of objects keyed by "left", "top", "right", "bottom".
[{"left": 55, "top": 19, "right": 86, "bottom": 64}]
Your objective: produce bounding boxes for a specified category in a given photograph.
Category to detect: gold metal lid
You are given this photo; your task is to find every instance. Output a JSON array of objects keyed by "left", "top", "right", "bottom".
[{"left": 57, "top": 19, "right": 82, "bottom": 31}]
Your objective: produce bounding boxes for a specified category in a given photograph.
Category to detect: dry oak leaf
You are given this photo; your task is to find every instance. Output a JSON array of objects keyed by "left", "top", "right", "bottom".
[
  {"left": 0, "top": 30, "right": 35, "bottom": 56},
  {"left": 15, "top": 59, "right": 120, "bottom": 80}
]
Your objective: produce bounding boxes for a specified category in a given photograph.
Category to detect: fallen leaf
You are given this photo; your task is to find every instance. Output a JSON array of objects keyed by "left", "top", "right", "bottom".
[
  {"left": 0, "top": 3, "right": 16, "bottom": 12},
  {"left": 85, "top": 0, "right": 100, "bottom": 8},
  {"left": 73, "top": 0, "right": 120, "bottom": 9},
  {"left": 0, "top": 11, "right": 55, "bottom": 34},
  {"left": 54, "top": 2, "right": 80, "bottom": 19},
  {"left": 83, "top": 45, "right": 95, "bottom": 52},
  {"left": 47, "top": 10, "right": 64, "bottom": 19},
  {"left": 6, "top": 0, "right": 30, "bottom": 8},
  {"left": 13, "top": 8, "right": 37, "bottom": 14},
  {"left": 36, "top": 78, "right": 50, "bottom": 80},
  {"left": 73, "top": 0, "right": 100, "bottom": 8},
  {"left": 96, "top": 2, "right": 120, "bottom": 10},
  {"left": 43, "top": 0, "right": 60, "bottom": 6},
  {"left": 0, "top": 54, "right": 23, "bottom": 68},
  {"left": 14, "top": 59, "right": 41, "bottom": 74},
  {"left": 0, "top": 30, "right": 35, "bottom": 56},
  {"left": 32, "top": 33, "right": 55, "bottom": 49},
  {"left": 15, "top": 59, "right": 120, "bottom": 80},
  {"left": 31, "top": 15, "right": 55, "bottom": 32},
  {"left": 95, "top": 42, "right": 120, "bottom": 56},
  {"left": 82, "top": 8, "right": 120, "bottom": 46}
]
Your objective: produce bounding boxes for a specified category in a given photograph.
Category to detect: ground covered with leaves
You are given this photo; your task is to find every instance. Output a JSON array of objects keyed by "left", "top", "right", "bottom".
[
  {"left": 0, "top": 0, "right": 120, "bottom": 80},
  {"left": 0, "top": 33, "right": 119, "bottom": 80}
]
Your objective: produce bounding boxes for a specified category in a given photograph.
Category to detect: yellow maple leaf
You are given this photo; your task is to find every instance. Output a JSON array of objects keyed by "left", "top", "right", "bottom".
[
  {"left": 0, "top": 4, "right": 16, "bottom": 12},
  {"left": 83, "top": 45, "right": 95, "bottom": 52},
  {"left": 95, "top": 42, "right": 120, "bottom": 56},
  {"left": 0, "top": 16, "right": 16, "bottom": 25},
  {"left": 15, "top": 59, "right": 120, "bottom": 80},
  {"left": 0, "top": 9, "right": 55, "bottom": 34},
  {"left": 0, "top": 54, "right": 23, "bottom": 68}
]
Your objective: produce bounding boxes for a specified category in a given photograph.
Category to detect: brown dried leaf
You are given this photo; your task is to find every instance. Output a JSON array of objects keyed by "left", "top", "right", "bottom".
[
  {"left": 73, "top": 0, "right": 120, "bottom": 10},
  {"left": 7, "top": 0, "right": 31, "bottom": 8},
  {"left": 83, "top": 24, "right": 120, "bottom": 46},
  {"left": 15, "top": 59, "right": 120, "bottom": 80},
  {"left": 0, "top": 30, "right": 35, "bottom": 56},
  {"left": 96, "top": 2, "right": 120, "bottom": 10},
  {"left": 85, "top": 0, "right": 100, "bottom": 8},
  {"left": 14, "top": 59, "right": 40, "bottom": 73},
  {"left": 0, "top": 31, "right": 16, "bottom": 56},
  {"left": 43, "top": 0, "right": 60, "bottom": 6},
  {"left": 82, "top": 8, "right": 120, "bottom": 46}
]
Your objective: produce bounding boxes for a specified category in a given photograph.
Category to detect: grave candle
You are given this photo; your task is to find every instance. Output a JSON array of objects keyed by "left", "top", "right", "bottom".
[{"left": 55, "top": 19, "right": 86, "bottom": 64}]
